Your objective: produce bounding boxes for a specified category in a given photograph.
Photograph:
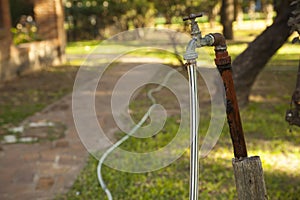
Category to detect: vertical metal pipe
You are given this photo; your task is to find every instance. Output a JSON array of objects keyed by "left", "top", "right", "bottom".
[
  {"left": 214, "top": 47, "right": 248, "bottom": 158},
  {"left": 187, "top": 61, "right": 199, "bottom": 200}
]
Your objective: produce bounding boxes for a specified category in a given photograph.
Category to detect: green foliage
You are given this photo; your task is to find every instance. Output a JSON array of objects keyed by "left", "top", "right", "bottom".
[
  {"left": 9, "top": 0, "right": 39, "bottom": 44},
  {"left": 11, "top": 26, "right": 39, "bottom": 45},
  {"left": 64, "top": 0, "right": 157, "bottom": 40},
  {"left": 63, "top": 0, "right": 224, "bottom": 40}
]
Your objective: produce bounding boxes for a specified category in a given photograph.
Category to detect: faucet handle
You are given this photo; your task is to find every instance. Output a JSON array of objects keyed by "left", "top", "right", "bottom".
[{"left": 182, "top": 13, "right": 203, "bottom": 21}]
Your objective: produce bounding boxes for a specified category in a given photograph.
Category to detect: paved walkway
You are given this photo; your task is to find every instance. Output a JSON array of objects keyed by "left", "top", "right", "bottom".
[
  {"left": 0, "top": 93, "right": 89, "bottom": 200},
  {"left": 0, "top": 62, "right": 137, "bottom": 200}
]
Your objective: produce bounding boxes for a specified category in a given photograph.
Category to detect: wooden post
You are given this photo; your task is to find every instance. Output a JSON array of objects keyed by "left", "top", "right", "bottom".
[{"left": 232, "top": 156, "right": 268, "bottom": 200}]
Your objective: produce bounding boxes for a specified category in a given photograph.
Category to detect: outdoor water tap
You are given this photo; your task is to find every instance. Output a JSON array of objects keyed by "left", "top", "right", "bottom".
[
  {"left": 183, "top": 12, "right": 215, "bottom": 200},
  {"left": 183, "top": 13, "right": 214, "bottom": 61}
]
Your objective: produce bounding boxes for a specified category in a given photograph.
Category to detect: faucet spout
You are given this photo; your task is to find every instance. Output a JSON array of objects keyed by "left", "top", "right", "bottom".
[
  {"left": 184, "top": 38, "right": 199, "bottom": 61},
  {"left": 183, "top": 34, "right": 215, "bottom": 61}
]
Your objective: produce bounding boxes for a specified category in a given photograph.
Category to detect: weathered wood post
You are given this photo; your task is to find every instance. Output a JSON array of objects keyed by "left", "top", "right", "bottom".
[
  {"left": 212, "top": 33, "right": 268, "bottom": 200},
  {"left": 232, "top": 156, "right": 267, "bottom": 200}
]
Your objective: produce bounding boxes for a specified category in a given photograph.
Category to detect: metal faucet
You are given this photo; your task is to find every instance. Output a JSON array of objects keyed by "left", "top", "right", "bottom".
[
  {"left": 183, "top": 13, "right": 215, "bottom": 61},
  {"left": 183, "top": 13, "right": 203, "bottom": 200}
]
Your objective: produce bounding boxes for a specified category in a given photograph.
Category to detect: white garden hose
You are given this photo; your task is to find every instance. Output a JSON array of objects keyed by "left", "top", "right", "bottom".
[{"left": 97, "top": 68, "right": 179, "bottom": 200}]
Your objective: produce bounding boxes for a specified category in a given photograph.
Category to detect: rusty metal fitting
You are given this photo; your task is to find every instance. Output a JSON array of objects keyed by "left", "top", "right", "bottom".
[
  {"left": 214, "top": 50, "right": 231, "bottom": 66},
  {"left": 210, "top": 33, "right": 227, "bottom": 50}
]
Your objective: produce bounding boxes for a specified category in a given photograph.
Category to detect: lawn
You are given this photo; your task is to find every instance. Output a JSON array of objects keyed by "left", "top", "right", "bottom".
[
  {"left": 59, "top": 94, "right": 300, "bottom": 200},
  {"left": 65, "top": 23, "right": 299, "bottom": 68},
  {"left": 59, "top": 31, "right": 300, "bottom": 199},
  {"left": 0, "top": 66, "right": 78, "bottom": 134}
]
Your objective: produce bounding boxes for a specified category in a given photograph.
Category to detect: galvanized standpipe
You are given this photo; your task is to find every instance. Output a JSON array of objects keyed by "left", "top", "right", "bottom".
[{"left": 186, "top": 61, "right": 199, "bottom": 200}]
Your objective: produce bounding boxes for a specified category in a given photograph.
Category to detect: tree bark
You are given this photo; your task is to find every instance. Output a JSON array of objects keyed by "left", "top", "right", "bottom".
[
  {"left": 234, "top": 0, "right": 244, "bottom": 28},
  {"left": 208, "top": 3, "right": 221, "bottom": 28},
  {"left": 221, "top": 0, "right": 235, "bottom": 39},
  {"left": 232, "top": 0, "right": 294, "bottom": 106},
  {"left": 248, "top": 0, "right": 256, "bottom": 20}
]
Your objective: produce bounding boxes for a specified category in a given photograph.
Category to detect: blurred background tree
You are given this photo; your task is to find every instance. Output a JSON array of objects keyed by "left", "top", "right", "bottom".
[
  {"left": 63, "top": 0, "right": 160, "bottom": 40},
  {"left": 233, "top": 0, "right": 296, "bottom": 106},
  {"left": 288, "top": 0, "right": 300, "bottom": 43},
  {"left": 9, "top": 0, "right": 38, "bottom": 44},
  {"left": 221, "top": 0, "right": 235, "bottom": 39},
  {"left": 63, "top": 0, "right": 227, "bottom": 41},
  {"left": 9, "top": 0, "right": 34, "bottom": 26}
]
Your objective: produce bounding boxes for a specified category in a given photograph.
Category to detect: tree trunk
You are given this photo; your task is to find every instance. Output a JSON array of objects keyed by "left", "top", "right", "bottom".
[
  {"left": 209, "top": 3, "right": 221, "bottom": 28},
  {"left": 165, "top": 15, "right": 172, "bottom": 25},
  {"left": 248, "top": 0, "right": 256, "bottom": 20},
  {"left": 234, "top": 0, "right": 243, "bottom": 27},
  {"left": 232, "top": 0, "right": 294, "bottom": 106},
  {"left": 264, "top": 3, "right": 274, "bottom": 26},
  {"left": 221, "top": 0, "right": 235, "bottom": 39}
]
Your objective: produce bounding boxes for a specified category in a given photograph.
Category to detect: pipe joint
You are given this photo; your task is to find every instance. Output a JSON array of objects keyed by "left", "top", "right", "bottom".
[
  {"left": 210, "top": 33, "right": 227, "bottom": 51},
  {"left": 199, "top": 34, "right": 215, "bottom": 47}
]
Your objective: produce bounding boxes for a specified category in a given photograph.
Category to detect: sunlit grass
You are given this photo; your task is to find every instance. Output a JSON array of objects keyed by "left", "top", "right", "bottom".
[{"left": 66, "top": 30, "right": 299, "bottom": 69}]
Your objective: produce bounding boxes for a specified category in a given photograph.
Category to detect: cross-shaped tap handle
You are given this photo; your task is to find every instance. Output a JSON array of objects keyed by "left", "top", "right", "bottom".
[{"left": 182, "top": 13, "right": 203, "bottom": 21}]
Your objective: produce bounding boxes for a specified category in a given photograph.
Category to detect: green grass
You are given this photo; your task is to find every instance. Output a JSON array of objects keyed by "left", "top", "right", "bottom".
[
  {"left": 59, "top": 99, "right": 300, "bottom": 200},
  {"left": 60, "top": 66, "right": 300, "bottom": 199},
  {"left": 226, "top": 42, "right": 299, "bottom": 67},
  {"left": 0, "top": 66, "right": 78, "bottom": 129},
  {"left": 0, "top": 104, "right": 45, "bottom": 126},
  {"left": 66, "top": 30, "right": 299, "bottom": 68},
  {"left": 66, "top": 40, "right": 100, "bottom": 55}
]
